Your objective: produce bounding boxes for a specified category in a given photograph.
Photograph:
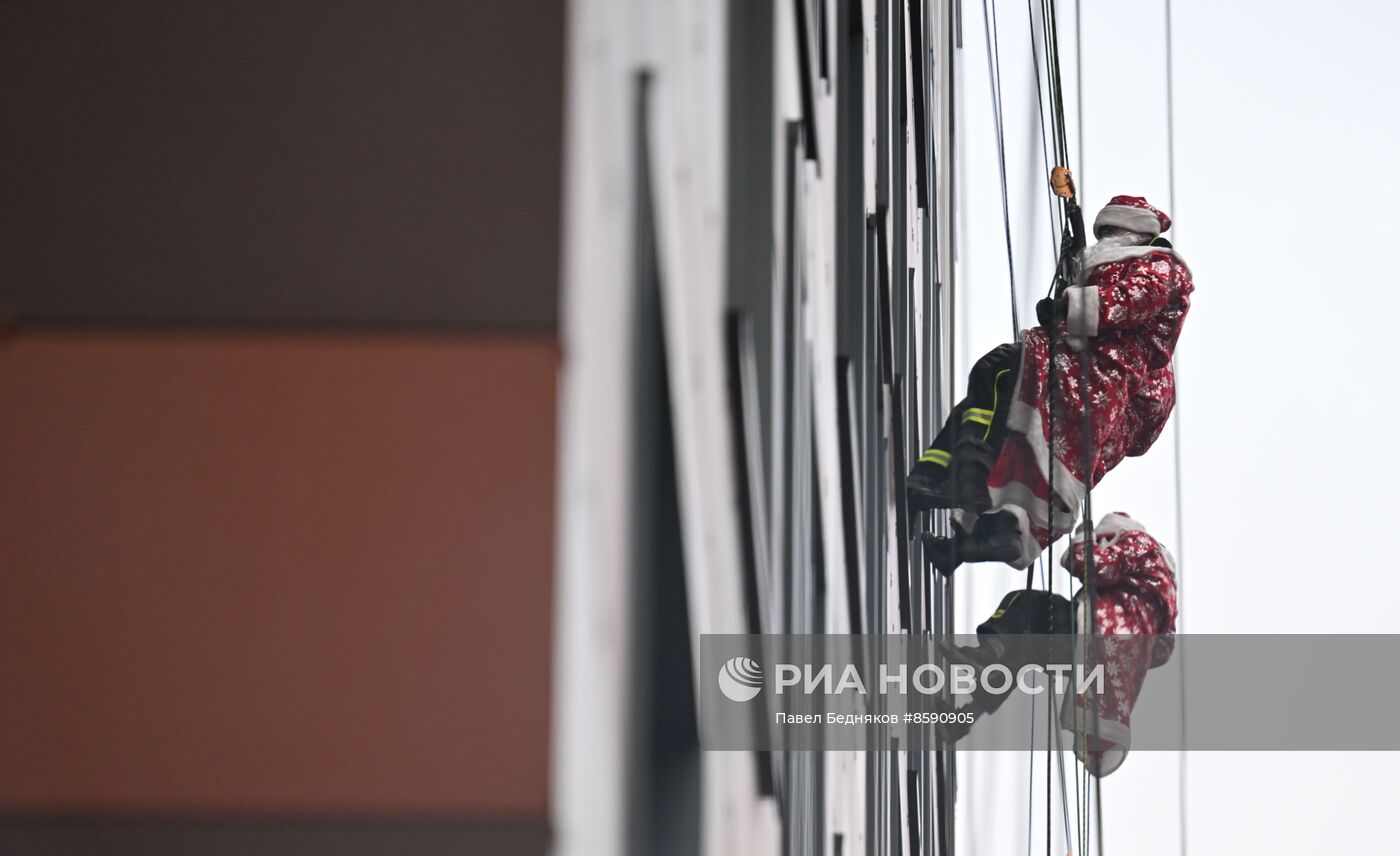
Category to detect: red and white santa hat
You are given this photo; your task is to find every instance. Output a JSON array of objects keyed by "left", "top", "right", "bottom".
[
  {"left": 1093, "top": 195, "right": 1171, "bottom": 238},
  {"left": 1091, "top": 511, "right": 1177, "bottom": 576}
]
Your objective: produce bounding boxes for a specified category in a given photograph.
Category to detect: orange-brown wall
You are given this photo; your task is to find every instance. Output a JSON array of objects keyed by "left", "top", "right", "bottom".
[{"left": 0, "top": 331, "right": 555, "bottom": 816}]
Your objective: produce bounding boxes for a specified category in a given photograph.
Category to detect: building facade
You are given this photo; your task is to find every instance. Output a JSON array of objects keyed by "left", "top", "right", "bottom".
[{"left": 555, "top": 2, "right": 961, "bottom": 853}]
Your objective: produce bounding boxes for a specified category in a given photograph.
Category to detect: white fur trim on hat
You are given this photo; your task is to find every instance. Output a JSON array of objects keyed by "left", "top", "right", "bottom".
[
  {"left": 1095, "top": 512, "right": 1146, "bottom": 536},
  {"left": 1093, "top": 205, "right": 1162, "bottom": 237}
]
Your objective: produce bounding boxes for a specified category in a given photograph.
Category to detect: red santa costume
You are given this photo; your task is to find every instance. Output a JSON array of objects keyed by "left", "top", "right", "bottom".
[
  {"left": 957, "top": 196, "right": 1193, "bottom": 568},
  {"left": 1058, "top": 512, "right": 1178, "bottom": 777}
]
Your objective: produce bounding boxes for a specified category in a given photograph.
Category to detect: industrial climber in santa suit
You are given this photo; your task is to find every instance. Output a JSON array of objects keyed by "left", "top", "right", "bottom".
[
  {"left": 936, "top": 511, "right": 1178, "bottom": 776},
  {"left": 907, "top": 196, "right": 1193, "bottom": 571}
]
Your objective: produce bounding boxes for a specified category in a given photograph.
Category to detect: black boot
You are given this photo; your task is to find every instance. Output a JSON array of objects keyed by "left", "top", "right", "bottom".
[
  {"left": 938, "top": 588, "right": 1074, "bottom": 680},
  {"left": 907, "top": 455, "right": 956, "bottom": 513},
  {"left": 907, "top": 438, "right": 995, "bottom": 516},
  {"left": 922, "top": 532, "right": 961, "bottom": 575},
  {"left": 975, "top": 588, "right": 1073, "bottom": 638},
  {"left": 951, "top": 437, "right": 995, "bottom": 514},
  {"left": 921, "top": 510, "right": 1024, "bottom": 575}
]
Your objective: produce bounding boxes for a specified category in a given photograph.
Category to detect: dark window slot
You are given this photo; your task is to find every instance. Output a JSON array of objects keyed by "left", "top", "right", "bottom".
[
  {"left": 874, "top": 210, "right": 894, "bottom": 387},
  {"left": 889, "top": 741, "right": 903, "bottom": 855},
  {"left": 891, "top": 375, "right": 912, "bottom": 632},
  {"left": 777, "top": 122, "right": 806, "bottom": 635},
  {"left": 811, "top": 393, "right": 827, "bottom": 632},
  {"left": 935, "top": 749, "right": 953, "bottom": 855},
  {"left": 835, "top": 0, "right": 866, "bottom": 357},
  {"left": 835, "top": 357, "right": 864, "bottom": 635},
  {"left": 907, "top": 768, "right": 922, "bottom": 856},
  {"left": 792, "top": 0, "right": 822, "bottom": 166},
  {"left": 629, "top": 74, "right": 700, "bottom": 856},
  {"left": 907, "top": 0, "right": 931, "bottom": 210},
  {"left": 724, "top": 311, "right": 772, "bottom": 640}
]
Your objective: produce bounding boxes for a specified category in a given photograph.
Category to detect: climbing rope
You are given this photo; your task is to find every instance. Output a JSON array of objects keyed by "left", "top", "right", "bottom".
[
  {"left": 1080, "top": 350, "right": 1104, "bottom": 855},
  {"left": 1074, "top": 0, "right": 1085, "bottom": 201},
  {"left": 1042, "top": 0, "right": 1071, "bottom": 169},
  {"left": 1036, "top": 0, "right": 1108, "bottom": 846},
  {"left": 1024, "top": 4, "right": 1078, "bottom": 853},
  {"left": 981, "top": 0, "right": 1021, "bottom": 339},
  {"left": 1017, "top": 0, "right": 1086, "bottom": 848},
  {"left": 1026, "top": 685, "right": 1037, "bottom": 856},
  {"left": 1027, "top": 0, "right": 1065, "bottom": 260},
  {"left": 1027, "top": 0, "right": 1107, "bottom": 849},
  {"left": 1163, "top": 2, "right": 1188, "bottom": 853},
  {"left": 932, "top": 3, "right": 960, "bottom": 853}
]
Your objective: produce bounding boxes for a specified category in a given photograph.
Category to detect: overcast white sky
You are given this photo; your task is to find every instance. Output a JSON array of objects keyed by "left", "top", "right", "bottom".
[{"left": 952, "top": 0, "right": 1400, "bottom": 852}]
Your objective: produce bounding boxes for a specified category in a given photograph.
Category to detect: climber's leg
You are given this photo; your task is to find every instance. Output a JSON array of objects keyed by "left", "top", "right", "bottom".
[
  {"left": 908, "top": 342, "right": 1022, "bottom": 513},
  {"left": 906, "top": 402, "right": 966, "bottom": 492},
  {"left": 934, "top": 587, "right": 1073, "bottom": 743}
]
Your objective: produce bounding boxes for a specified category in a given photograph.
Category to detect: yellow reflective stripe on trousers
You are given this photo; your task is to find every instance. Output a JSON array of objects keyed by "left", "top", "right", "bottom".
[
  {"left": 920, "top": 449, "right": 951, "bottom": 466},
  {"left": 961, "top": 408, "right": 994, "bottom": 427}
]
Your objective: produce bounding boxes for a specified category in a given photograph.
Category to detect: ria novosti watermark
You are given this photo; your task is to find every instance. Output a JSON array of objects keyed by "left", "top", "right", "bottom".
[
  {"left": 719, "top": 650, "right": 1101, "bottom": 731},
  {"left": 757, "top": 660, "right": 1103, "bottom": 698},
  {"left": 698, "top": 634, "right": 1400, "bottom": 752}
]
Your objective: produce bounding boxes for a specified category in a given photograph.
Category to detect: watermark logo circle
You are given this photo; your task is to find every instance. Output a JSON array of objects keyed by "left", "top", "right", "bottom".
[{"left": 717, "top": 657, "right": 763, "bottom": 702}]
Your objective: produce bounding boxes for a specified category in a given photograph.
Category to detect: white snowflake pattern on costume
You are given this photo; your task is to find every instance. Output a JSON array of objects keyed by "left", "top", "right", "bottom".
[{"left": 1060, "top": 515, "right": 1178, "bottom": 777}]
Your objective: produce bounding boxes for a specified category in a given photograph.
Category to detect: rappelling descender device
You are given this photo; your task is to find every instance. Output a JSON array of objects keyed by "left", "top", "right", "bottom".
[{"left": 1037, "top": 166, "right": 1087, "bottom": 327}]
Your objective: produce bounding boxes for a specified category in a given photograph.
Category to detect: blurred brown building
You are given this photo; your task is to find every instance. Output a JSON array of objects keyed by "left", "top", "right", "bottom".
[{"left": 1, "top": 2, "right": 562, "bottom": 852}]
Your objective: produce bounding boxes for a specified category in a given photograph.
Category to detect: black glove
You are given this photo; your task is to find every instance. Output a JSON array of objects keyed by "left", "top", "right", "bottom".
[{"left": 1035, "top": 294, "right": 1065, "bottom": 328}]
